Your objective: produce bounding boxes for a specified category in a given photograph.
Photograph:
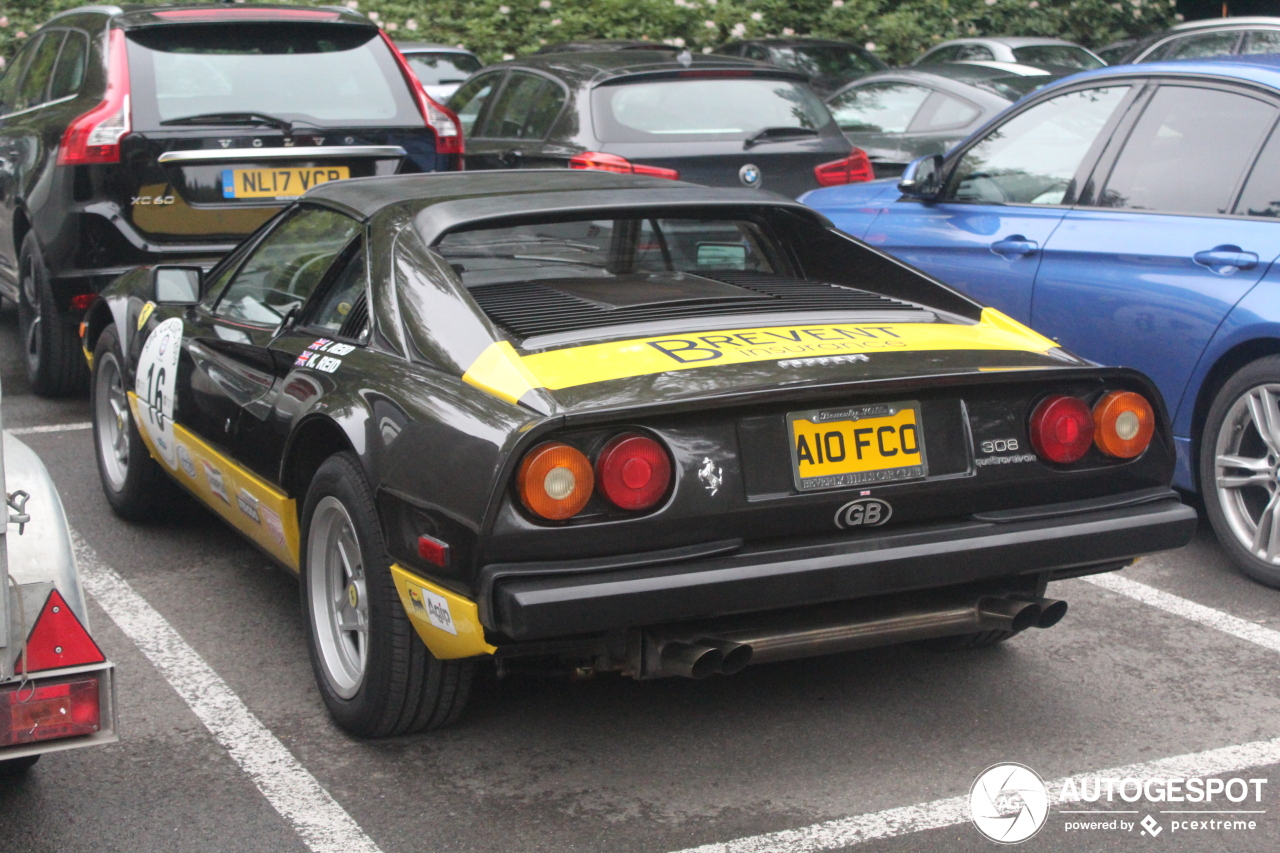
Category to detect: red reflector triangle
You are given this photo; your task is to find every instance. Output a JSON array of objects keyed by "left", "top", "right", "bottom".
[{"left": 18, "top": 589, "right": 106, "bottom": 674}]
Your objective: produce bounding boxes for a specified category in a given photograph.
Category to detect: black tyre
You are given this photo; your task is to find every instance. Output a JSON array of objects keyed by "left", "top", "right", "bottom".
[
  {"left": 924, "top": 629, "right": 1017, "bottom": 651},
  {"left": 92, "top": 324, "right": 176, "bottom": 521},
  {"left": 1201, "top": 356, "right": 1280, "bottom": 588},
  {"left": 300, "top": 452, "right": 473, "bottom": 736},
  {"left": 0, "top": 754, "right": 40, "bottom": 777},
  {"left": 18, "top": 233, "right": 87, "bottom": 397}
]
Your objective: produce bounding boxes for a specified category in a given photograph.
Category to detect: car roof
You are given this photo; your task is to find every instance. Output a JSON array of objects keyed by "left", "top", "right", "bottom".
[
  {"left": 395, "top": 42, "right": 476, "bottom": 54},
  {"left": 483, "top": 50, "right": 800, "bottom": 88},
  {"left": 1022, "top": 53, "right": 1280, "bottom": 95},
  {"left": 537, "top": 40, "right": 680, "bottom": 53},
  {"left": 1170, "top": 15, "right": 1280, "bottom": 31},
  {"left": 827, "top": 65, "right": 1056, "bottom": 104},
  {"left": 725, "top": 38, "right": 870, "bottom": 49},
  {"left": 105, "top": 3, "right": 372, "bottom": 28},
  {"left": 302, "top": 170, "right": 823, "bottom": 239},
  {"left": 930, "top": 36, "right": 1085, "bottom": 49}
]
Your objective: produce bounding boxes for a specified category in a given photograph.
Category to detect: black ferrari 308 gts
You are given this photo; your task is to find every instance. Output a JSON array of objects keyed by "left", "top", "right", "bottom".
[{"left": 84, "top": 170, "right": 1195, "bottom": 735}]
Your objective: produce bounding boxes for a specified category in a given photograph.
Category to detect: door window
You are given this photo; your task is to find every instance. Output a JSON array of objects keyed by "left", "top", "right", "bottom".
[
  {"left": 744, "top": 45, "right": 771, "bottom": 62},
  {"left": 1233, "top": 123, "right": 1280, "bottom": 218},
  {"left": 15, "top": 31, "right": 64, "bottom": 112},
  {"left": 309, "top": 243, "right": 369, "bottom": 337},
  {"left": 1152, "top": 30, "right": 1241, "bottom": 61},
  {"left": 48, "top": 31, "right": 89, "bottom": 100},
  {"left": 447, "top": 71, "right": 503, "bottom": 137},
  {"left": 954, "top": 44, "right": 996, "bottom": 62},
  {"left": 918, "top": 45, "right": 962, "bottom": 64},
  {"left": 910, "top": 92, "right": 981, "bottom": 133},
  {"left": 827, "top": 83, "right": 931, "bottom": 133},
  {"left": 0, "top": 39, "right": 38, "bottom": 113},
  {"left": 1099, "top": 86, "right": 1276, "bottom": 215},
  {"left": 214, "top": 207, "right": 361, "bottom": 327},
  {"left": 482, "top": 71, "right": 565, "bottom": 139},
  {"left": 1242, "top": 30, "right": 1280, "bottom": 55},
  {"left": 947, "top": 85, "right": 1130, "bottom": 205}
]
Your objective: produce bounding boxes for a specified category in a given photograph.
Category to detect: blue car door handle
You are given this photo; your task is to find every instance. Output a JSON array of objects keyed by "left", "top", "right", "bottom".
[
  {"left": 1193, "top": 245, "right": 1260, "bottom": 273},
  {"left": 990, "top": 235, "right": 1038, "bottom": 257}
]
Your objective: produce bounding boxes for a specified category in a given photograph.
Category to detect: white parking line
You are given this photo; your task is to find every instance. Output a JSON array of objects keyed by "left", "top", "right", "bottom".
[
  {"left": 671, "top": 572, "right": 1280, "bottom": 853},
  {"left": 669, "top": 736, "right": 1280, "bottom": 853},
  {"left": 72, "top": 533, "right": 383, "bottom": 853},
  {"left": 1084, "top": 572, "right": 1280, "bottom": 653},
  {"left": 7, "top": 422, "right": 92, "bottom": 435}
]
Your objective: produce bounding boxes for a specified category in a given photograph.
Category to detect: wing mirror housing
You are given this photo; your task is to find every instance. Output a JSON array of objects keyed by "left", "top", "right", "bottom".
[
  {"left": 898, "top": 154, "right": 944, "bottom": 200},
  {"left": 153, "top": 266, "right": 202, "bottom": 305}
]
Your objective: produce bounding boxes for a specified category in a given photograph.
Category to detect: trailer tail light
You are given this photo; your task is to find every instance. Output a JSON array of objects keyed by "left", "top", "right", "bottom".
[
  {"left": 518, "top": 442, "right": 594, "bottom": 520},
  {"left": 569, "top": 152, "right": 680, "bottom": 180},
  {"left": 1093, "top": 391, "right": 1155, "bottom": 458},
  {"left": 596, "top": 433, "right": 672, "bottom": 511},
  {"left": 0, "top": 677, "right": 101, "bottom": 746},
  {"left": 814, "top": 149, "right": 875, "bottom": 187},
  {"left": 1029, "top": 395, "right": 1095, "bottom": 465},
  {"left": 58, "top": 28, "right": 131, "bottom": 166},
  {"left": 17, "top": 589, "right": 106, "bottom": 674},
  {"left": 380, "top": 32, "right": 464, "bottom": 155}
]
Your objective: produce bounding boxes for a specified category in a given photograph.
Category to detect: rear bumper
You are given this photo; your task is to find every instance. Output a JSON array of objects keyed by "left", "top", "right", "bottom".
[{"left": 487, "top": 492, "right": 1197, "bottom": 640}]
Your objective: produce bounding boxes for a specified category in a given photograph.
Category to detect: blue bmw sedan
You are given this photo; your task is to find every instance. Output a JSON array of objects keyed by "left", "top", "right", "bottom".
[{"left": 802, "top": 56, "right": 1280, "bottom": 587}]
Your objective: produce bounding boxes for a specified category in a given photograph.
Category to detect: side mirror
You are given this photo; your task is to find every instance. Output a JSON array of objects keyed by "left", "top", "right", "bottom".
[
  {"left": 153, "top": 266, "right": 202, "bottom": 305},
  {"left": 898, "top": 154, "right": 944, "bottom": 200}
]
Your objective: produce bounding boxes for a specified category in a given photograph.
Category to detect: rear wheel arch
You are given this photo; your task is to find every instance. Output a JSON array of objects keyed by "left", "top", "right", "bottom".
[
  {"left": 282, "top": 415, "right": 357, "bottom": 509},
  {"left": 1191, "top": 337, "right": 1280, "bottom": 489},
  {"left": 82, "top": 298, "right": 115, "bottom": 355},
  {"left": 12, "top": 206, "right": 32, "bottom": 267}
]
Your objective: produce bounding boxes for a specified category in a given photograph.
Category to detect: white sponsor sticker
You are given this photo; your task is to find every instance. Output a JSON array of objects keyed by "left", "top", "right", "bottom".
[
  {"left": 410, "top": 586, "right": 457, "bottom": 635},
  {"left": 176, "top": 443, "right": 197, "bottom": 479},
  {"left": 203, "top": 461, "right": 229, "bottom": 504},
  {"left": 134, "top": 317, "right": 184, "bottom": 469},
  {"left": 236, "top": 489, "right": 260, "bottom": 524},
  {"left": 260, "top": 506, "right": 286, "bottom": 547}
]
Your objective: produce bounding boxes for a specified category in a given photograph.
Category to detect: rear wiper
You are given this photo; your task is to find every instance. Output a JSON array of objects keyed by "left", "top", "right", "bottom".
[
  {"left": 160, "top": 112, "right": 301, "bottom": 132},
  {"left": 743, "top": 126, "right": 821, "bottom": 149}
]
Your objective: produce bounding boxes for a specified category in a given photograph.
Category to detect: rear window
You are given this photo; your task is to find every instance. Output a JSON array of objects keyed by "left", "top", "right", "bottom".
[
  {"left": 1011, "top": 45, "right": 1104, "bottom": 70},
  {"left": 592, "top": 78, "right": 831, "bottom": 142},
  {"left": 968, "top": 74, "right": 1056, "bottom": 100},
  {"left": 125, "top": 22, "right": 420, "bottom": 127},
  {"left": 405, "top": 51, "right": 481, "bottom": 86},
  {"left": 436, "top": 217, "right": 785, "bottom": 287}
]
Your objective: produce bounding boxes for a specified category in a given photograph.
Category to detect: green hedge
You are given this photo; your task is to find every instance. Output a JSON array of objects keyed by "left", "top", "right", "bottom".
[{"left": 2, "top": 0, "right": 1178, "bottom": 70}]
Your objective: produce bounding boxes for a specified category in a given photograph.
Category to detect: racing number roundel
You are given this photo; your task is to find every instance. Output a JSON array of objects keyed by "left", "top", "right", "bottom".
[{"left": 135, "top": 317, "right": 184, "bottom": 470}]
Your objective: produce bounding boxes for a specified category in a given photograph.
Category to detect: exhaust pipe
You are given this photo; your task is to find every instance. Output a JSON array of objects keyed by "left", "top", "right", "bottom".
[
  {"left": 697, "top": 639, "right": 753, "bottom": 675},
  {"left": 1028, "top": 597, "right": 1068, "bottom": 629},
  {"left": 977, "top": 598, "right": 1041, "bottom": 633},
  {"left": 660, "top": 642, "right": 722, "bottom": 679}
]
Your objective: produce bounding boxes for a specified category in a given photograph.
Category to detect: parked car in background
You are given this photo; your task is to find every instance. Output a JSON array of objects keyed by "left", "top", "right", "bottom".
[
  {"left": 83, "top": 169, "right": 1194, "bottom": 734},
  {"left": 711, "top": 38, "right": 888, "bottom": 96},
  {"left": 0, "top": 3, "right": 462, "bottom": 397},
  {"left": 446, "top": 50, "right": 871, "bottom": 198},
  {"left": 1095, "top": 36, "right": 1156, "bottom": 65},
  {"left": 535, "top": 40, "right": 680, "bottom": 54},
  {"left": 1105, "top": 16, "right": 1280, "bottom": 63},
  {"left": 803, "top": 57, "right": 1280, "bottom": 589},
  {"left": 913, "top": 37, "right": 1104, "bottom": 72},
  {"left": 826, "top": 63, "right": 1067, "bottom": 177},
  {"left": 396, "top": 42, "right": 482, "bottom": 103},
  {"left": 1, "top": 386, "right": 117, "bottom": 775}
]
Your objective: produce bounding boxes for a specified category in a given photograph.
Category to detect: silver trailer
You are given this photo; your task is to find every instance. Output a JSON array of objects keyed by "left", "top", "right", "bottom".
[{"left": 1, "top": 379, "right": 117, "bottom": 774}]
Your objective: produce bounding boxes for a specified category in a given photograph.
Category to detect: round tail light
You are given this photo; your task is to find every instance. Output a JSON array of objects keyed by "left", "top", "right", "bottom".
[
  {"left": 518, "top": 442, "right": 593, "bottom": 520},
  {"left": 1029, "top": 395, "right": 1095, "bottom": 464},
  {"left": 595, "top": 433, "right": 672, "bottom": 511},
  {"left": 1093, "top": 390, "right": 1155, "bottom": 458}
]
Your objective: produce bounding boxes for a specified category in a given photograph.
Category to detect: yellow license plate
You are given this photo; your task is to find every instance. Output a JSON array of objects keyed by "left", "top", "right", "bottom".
[
  {"left": 220, "top": 166, "right": 350, "bottom": 199},
  {"left": 787, "top": 402, "right": 927, "bottom": 491}
]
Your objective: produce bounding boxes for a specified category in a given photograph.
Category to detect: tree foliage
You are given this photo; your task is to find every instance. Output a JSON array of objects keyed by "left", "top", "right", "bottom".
[{"left": 1, "top": 0, "right": 1179, "bottom": 71}]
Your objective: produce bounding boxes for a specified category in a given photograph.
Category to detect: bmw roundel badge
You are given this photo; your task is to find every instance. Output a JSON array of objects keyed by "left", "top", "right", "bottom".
[{"left": 739, "top": 163, "right": 761, "bottom": 187}]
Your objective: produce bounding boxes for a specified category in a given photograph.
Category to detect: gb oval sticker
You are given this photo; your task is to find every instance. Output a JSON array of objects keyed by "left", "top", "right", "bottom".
[
  {"left": 134, "top": 316, "right": 184, "bottom": 470},
  {"left": 835, "top": 498, "right": 892, "bottom": 529}
]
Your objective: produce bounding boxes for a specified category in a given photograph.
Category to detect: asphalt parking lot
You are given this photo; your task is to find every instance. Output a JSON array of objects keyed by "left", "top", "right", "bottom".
[{"left": 2, "top": 303, "right": 1280, "bottom": 853}]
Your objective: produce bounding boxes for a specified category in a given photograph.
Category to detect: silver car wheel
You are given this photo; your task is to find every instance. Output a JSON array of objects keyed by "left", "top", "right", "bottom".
[
  {"left": 1214, "top": 383, "right": 1280, "bottom": 564},
  {"left": 94, "top": 352, "right": 131, "bottom": 491},
  {"left": 306, "top": 496, "right": 369, "bottom": 699},
  {"left": 20, "top": 251, "right": 43, "bottom": 374}
]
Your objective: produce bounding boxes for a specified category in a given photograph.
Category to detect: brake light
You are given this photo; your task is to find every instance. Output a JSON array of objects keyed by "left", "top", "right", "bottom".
[
  {"left": 0, "top": 677, "right": 101, "bottom": 747},
  {"left": 1093, "top": 391, "right": 1155, "bottom": 459},
  {"left": 676, "top": 69, "right": 755, "bottom": 78},
  {"left": 1029, "top": 395, "right": 1095, "bottom": 465},
  {"left": 518, "top": 442, "right": 594, "bottom": 520},
  {"left": 58, "top": 28, "right": 130, "bottom": 166},
  {"left": 417, "top": 534, "right": 450, "bottom": 568},
  {"left": 814, "top": 149, "right": 875, "bottom": 187},
  {"left": 17, "top": 589, "right": 106, "bottom": 674},
  {"left": 70, "top": 293, "right": 96, "bottom": 311},
  {"left": 569, "top": 152, "right": 679, "bottom": 180},
  {"left": 595, "top": 433, "right": 672, "bottom": 511},
  {"left": 379, "top": 32, "right": 464, "bottom": 156}
]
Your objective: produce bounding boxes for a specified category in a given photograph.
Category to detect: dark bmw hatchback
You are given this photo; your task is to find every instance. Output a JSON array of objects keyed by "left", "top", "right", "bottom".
[
  {"left": 447, "top": 50, "right": 870, "bottom": 200},
  {"left": 0, "top": 4, "right": 462, "bottom": 395}
]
